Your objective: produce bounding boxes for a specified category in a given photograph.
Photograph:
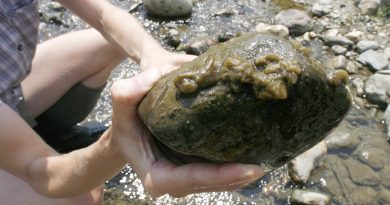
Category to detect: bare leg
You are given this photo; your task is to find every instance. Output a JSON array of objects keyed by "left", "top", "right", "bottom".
[
  {"left": 22, "top": 28, "right": 126, "bottom": 117},
  {"left": 0, "top": 169, "right": 103, "bottom": 205}
]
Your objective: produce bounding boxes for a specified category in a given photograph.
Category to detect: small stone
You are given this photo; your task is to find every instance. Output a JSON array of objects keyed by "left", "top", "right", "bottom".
[
  {"left": 357, "top": 50, "right": 389, "bottom": 71},
  {"left": 380, "top": 166, "right": 390, "bottom": 188},
  {"left": 217, "top": 31, "right": 235, "bottom": 42},
  {"left": 311, "top": 0, "right": 332, "bottom": 17},
  {"left": 345, "top": 158, "right": 379, "bottom": 186},
  {"left": 321, "top": 35, "right": 354, "bottom": 47},
  {"left": 332, "top": 56, "right": 348, "bottom": 70},
  {"left": 288, "top": 142, "right": 327, "bottom": 184},
  {"left": 332, "top": 45, "right": 347, "bottom": 55},
  {"left": 275, "top": 9, "right": 313, "bottom": 36},
  {"left": 364, "top": 72, "right": 390, "bottom": 109},
  {"left": 356, "top": 40, "right": 380, "bottom": 53},
  {"left": 48, "top": 2, "right": 65, "bottom": 12},
  {"left": 345, "top": 31, "right": 365, "bottom": 43},
  {"left": 358, "top": 0, "right": 381, "bottom": 15},
  {"left": 378, "top": 189, "right": 390, "bottom": 205},
  {"left": 255, "top": 23, "right": 289, "bottom": 38},
  {"left": 212, "top": 8, "right": 234, "bottom": 17},
  {"left": 346, "top": 61, "right": 360, "bottom": 74},
  {"left": 326, "top": 132, "right": 360, "bottom": 150},
  {"left": 185, "top": 36, "right": 217, "bottom": 55},
  {"left": 324, "top": 29, "right": 339, "bottom": 37},
  {"left": 357, "top": 147, "right": 387, "bottom": 170},
  {"left": 345, "top": 51, "right": 359, "bottom": 58},
  {"left": 312, "top": 21, "right": 327, "bottom": 33},
  {"left": 290, "top": 189, "right": 330, "bottom": 205},
  {"left": 143, "top": 0, "right": 193, "bottom": 17}
]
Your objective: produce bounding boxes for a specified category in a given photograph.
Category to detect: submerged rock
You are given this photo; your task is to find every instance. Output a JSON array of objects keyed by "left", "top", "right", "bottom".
[
  {"left": 290, "top": 189, "right": 330, "bottom": 205},
  {"left": 142, "top": 0, "right": 193, "bottom": 17},
  {"left": 138, "top": 33, "right": 351, "bottom": 169}
]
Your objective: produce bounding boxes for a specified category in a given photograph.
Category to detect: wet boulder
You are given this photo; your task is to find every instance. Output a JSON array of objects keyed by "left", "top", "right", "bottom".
[{"left": 138, "top": 33, "right": 351, "bottom": 170}]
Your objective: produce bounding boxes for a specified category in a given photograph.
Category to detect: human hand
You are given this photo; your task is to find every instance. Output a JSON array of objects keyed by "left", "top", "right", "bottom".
[
  {"left": 139, "top": 47, "right": 196, "bottom": 74},
  {"left": 110, "top": 57, "right": 264, "bottom": 197}
]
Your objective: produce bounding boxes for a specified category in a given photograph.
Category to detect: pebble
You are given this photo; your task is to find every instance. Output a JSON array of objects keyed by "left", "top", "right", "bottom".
[
  {"left": 326, "top": 132, "right": 360, "bottom": 150},
  {"left": 185, "top": 36, "right": 217, "bottom": 55},
  {"left": 331, "top": 45, "right": 348, "bottom": 55},
  {"left": 345, "top": 31, "right": 365, "bottom": 43},
  {"left": 351, "top": 77, "right": 365, "bottom": 97},
  {"left": 356, "top": 40, "right": 380, "bottom": 53},
  {"left": 364, "top": 71, "right": 390, "bottom": 109},
  {"left": 357, "top": 147, "right": 387, "bottom": 170},
  {"left": 332, "top": 55, "right": 348, "bottom": 70},
  {"left": 380, "top": 166, "right": 390, "bottom": 188},
  {"left": 47, "top": 2, "right": 65, "bottom": 12},
  {"left": 142, "top": 0, "right": 193, "bottom": 17},
  {"left": 321, "top": 35, "right": 354, "bottom": 47},
  {"left": 212, "top": 8, "right": 234, "bottom": 17},
  {"left": 255, "top": 23, "right": 289, "bottom": 38},
  {"left": 275, "top": 9, "right": 312, "bottom": 36},
  {"left": 345, "top": 158, "right": 379, "bottom": 186},
  {"left": 311, "top": 0, "right": 332, "bottom": 17},
  {"left": 290, "top": 189, "right": 330, "bottom": 205},
  {"left": 288, "top": 142, "right": 327, "bottom": 184},
  {"left": 357, "top": 50, "right": 389, "bottom": 71},
  {"left": 345, "top": 61, "right": 360, "bottom": 74},
  {"left": 358, "top": 0, "right": 381, "bottom": 15},
  {"left": 312, "top": 21, "right": 327, "bottom": 33}
]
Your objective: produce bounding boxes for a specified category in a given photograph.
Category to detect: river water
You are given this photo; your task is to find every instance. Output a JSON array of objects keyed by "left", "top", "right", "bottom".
[{"left": 38, "top": 0, "right": 390, "bottom": 204}]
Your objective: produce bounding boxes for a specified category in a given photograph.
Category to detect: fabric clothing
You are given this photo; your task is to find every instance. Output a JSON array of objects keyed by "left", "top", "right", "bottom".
[{"left": 0, "top": 0, "right": 39, "bottom": 111}]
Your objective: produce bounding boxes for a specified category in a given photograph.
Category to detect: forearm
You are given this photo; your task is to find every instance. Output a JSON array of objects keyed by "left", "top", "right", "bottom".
[
  {"left": 59, "top": 0, "right": 165, "bottom": 65},
  {"left": 28, "top": 128, "right": 126, "bottom": 197}
]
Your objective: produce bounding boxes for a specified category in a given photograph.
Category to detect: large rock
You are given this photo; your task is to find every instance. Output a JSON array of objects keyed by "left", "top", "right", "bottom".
[
  {"left": 358, "top": 0, "right": 381, "bottom": 15},
  {"left": 357, "top": 50, "right": 389, "bottom": 71},
  {"left": 311, "top": 0, "right": 332, "bottom": 17},
  {"left": 364, "top": 70, "right": 390, "bottom": 109},
  {"left": 356, "top": 40, "right": 380, "bottom": 53},
  {"left": 138, "top": 33, "right": 351, "bottom": 169},
  {"left": 142, "top": 0, "right": 193, "bottom": 17},
  {"left": 275, "top": 9, "right": 313, "bottom": 36}
]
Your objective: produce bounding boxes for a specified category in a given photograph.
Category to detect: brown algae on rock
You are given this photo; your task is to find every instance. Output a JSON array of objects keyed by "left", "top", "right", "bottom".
[{"left": 138, "top": 32, "right": 351, "bottom": 169}]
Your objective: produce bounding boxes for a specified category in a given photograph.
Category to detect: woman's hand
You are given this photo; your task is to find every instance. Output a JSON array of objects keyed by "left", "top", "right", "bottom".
[{"left": 110, "top": 52, "right": 264, "bottom": 197}]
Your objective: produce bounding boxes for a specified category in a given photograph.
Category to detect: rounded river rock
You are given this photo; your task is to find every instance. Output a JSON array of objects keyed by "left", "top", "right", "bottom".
[{"left": 138, "top": 32, "right": 351, "bottom": 170}]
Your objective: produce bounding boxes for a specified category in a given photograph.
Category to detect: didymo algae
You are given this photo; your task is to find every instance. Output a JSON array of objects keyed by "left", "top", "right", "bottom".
[{"left": 138, "top": 32, "right": 351, "bottom": 170}]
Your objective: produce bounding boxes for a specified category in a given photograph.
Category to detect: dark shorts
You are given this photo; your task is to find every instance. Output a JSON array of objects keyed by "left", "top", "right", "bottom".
[{"left": 18, "top": 83, "right": 104, "bottom": 142}]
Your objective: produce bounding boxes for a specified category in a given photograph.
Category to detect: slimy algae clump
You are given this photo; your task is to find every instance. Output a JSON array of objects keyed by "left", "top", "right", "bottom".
[{"left": 138, "top": 32, "right": 351, "bottom": 170}]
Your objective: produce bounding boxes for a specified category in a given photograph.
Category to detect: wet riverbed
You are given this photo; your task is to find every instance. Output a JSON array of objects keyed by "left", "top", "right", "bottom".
[{"left": 38, "top": 0, "right": 390, "bottom": 204}]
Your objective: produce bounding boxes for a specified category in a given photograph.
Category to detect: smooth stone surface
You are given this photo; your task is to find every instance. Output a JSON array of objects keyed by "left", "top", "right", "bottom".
[
  {"left": 358, "top": 0, "right": 381, "bottom": 15},
  {"left": 364, "top": 71, "right": 390, "bottom": 108},
  {"left": 138, "top": 33, "right": 351, "bottom": 168},
  {"left": 185, "top": 36, "right": 217, "bottom": 55},
  {"left": 345, "top": 158, "right": 379, "bottom": 186},
  {"left": 357, "top": 147, "right": 387, "bottom": 170},
  {"left": 356, "top": 40, "right": 380, "bottom": 53},
  {"left": 255, "top": 23, "right": 289, "bottom": 38},
  {"left": 332, "top": 56, "right": 348, "bottom": 70},
  {"left": 275, "top": 9, "right": 312, "bottom": 36},
  {"left": 357, "top": 50, "right": 389, "bottom": 71},
  {"left": 326, "top": 132, "right": 359, "bottom": 150},
  {"left": 351, "top": 77, "right": 365, "bottom": 96},
  {"left": 288, "top": 141, "right": 327, "bottom": 184},
  {"left": 331, "top": 45, "right": 348, "bottom": 55},
  {"left": 143, "top": 0, "right": 193, "bottom": 17},
  {"left": 345, "top": 31, "right": 365, "bottom": 43},
  {"left": 321, "top": 35, "right": 354, "bottom": 47},
  {"left": 311, "top": 0, "right": 332, "bottom": 17},
  {"left": 290, "top": 189, "right": 330, "bottom": 205}
]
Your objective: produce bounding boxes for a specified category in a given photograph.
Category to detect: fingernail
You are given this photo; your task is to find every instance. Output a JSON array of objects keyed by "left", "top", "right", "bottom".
[
  {"left": 139, "top": 69, "right": 161, "bottom": 88},
  {"left": 242, "top": 166, "right": 262, "bottom": 181}
]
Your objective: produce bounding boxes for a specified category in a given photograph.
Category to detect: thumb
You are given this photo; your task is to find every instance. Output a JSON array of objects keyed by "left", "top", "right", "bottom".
[{"left": 111, "top": 69, "right": 161, "bottom": 120}]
